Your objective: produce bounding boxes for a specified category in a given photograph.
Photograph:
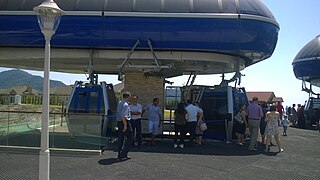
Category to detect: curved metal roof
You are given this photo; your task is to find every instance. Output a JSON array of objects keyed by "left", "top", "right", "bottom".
[
  {"left": 0, "top": 0, "right": 276, "bottom": 21},
  {"left": 293, "top": 35, "right": 320, "bottom": 62},
  {"left": 292, "top": 35, "right": 320, "bottom": 88}
]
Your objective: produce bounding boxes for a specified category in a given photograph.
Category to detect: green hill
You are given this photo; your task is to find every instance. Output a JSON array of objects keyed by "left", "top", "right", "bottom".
[{"left": 0, "top": 69, "right": 66, "bottom": 91}]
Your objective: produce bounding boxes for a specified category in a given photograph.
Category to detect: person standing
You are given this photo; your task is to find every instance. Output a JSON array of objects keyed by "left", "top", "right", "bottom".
[
  {"left": 143, "top": 98, "right": 162, "bottom": 145},
  {"left": 264, "top": 105, "right": 284, "bottom": 153},
  {"left": 130, "top": 95, "right": 143, "bottom": 148},
  {"left": 246, "top": 97, "right": 263, "bottom": 151},
  {"left": 282, "top": 115, "right": 289, "bottom": 136},
  {"left": 173, "top": 102, "right": 188, "bottom": 148},
  {"left": 194, "top": 102, "right": 204, "bottom": 146},
  {"left": 116, "top": 92, "right": 133, "bottom": 160},
  {"left": 235, "top": 104, "right": 247, "bottom": 146},
  {"left": 287, "top": 106, "right": 292, "bottom": 122},
  {"left": 260, "top": 103, "right": 269, "bottom": 144},
  {"left": 276, "top": 101, "right": 284, "bottom": 120},
  {"left": 185, "top": 99, "right": 203, "bottom": 146},
  {"left": 291, "top": 104, "right": 298, "bottom": 126},
  {"left": 287, "top": 106, "right": 292, "bottom": 116},
  {"left": 297, "top": 104, "right": 305, "bottom": 128}
]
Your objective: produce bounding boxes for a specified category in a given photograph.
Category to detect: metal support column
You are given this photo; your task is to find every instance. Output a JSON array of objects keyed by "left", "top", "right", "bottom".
[{"left": 118, "top": 40, "right": 141, "bottom": 81}]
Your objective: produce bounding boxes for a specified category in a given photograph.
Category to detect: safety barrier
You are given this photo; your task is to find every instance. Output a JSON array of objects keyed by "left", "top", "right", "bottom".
[
  {"left": 0, "top": 110, "right": 106, "bottom": 150},
  {"left": 0, "top": 110, "right": 230, "bottom": 150}
]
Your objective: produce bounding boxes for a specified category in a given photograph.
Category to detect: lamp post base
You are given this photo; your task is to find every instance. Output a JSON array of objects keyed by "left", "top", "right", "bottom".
[{"left": 39, "top": 149, "right": 50, "bottom": 180}]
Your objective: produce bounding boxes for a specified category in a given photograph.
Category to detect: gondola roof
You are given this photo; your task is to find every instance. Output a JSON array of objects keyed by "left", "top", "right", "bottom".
[
  {"left": 293, "top": 35, "right": 320, "bottom": 62},
  {"left": 0, "top": 0, "right": 276, "bottom": 21}
]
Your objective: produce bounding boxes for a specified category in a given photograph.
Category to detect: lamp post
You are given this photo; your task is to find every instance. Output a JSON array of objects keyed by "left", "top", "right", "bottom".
[{"left": 33, "top": 0, "right": 63, "bottom": 179}]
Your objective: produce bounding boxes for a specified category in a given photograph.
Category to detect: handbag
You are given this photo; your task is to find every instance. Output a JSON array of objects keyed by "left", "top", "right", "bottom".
[
  {"left": 200, "top": 122, "right": 208, "bottom": 131},
  {"left": 234, "top": 111, "right": 243, "bottom": 124}
]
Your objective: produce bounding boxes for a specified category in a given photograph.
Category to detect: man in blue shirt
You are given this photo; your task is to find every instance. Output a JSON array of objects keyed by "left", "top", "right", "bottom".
[
  {"left": 116, "top": 92, "right": 133, "bottom": 160},
  {"left": 246, "top": 97, "right": 263, "bottom": 151}
]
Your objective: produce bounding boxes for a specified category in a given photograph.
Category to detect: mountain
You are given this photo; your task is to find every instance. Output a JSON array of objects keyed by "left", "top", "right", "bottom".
[{"left": 0, "top": 69, "right": 66, "bottom": 91}]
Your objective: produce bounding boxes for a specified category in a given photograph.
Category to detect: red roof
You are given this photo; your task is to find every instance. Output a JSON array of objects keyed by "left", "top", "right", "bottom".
[
  {"left": 272, "top": 97, "right": 284, "bottom": 103},
  {"left": 246, "top": 91, "right": 275, "bottom": 103},
  {"left": 247, "top": 91, "right": 284, "bottom": 104}
]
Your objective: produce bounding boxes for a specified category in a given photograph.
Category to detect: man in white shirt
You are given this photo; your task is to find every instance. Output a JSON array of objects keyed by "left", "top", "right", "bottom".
[
  {"left": 130, "top": 95, "right": 143, "bottom": 148},
  {"left": 185, "top": 99, "right": 203, "bottom": 145},
  {"left": 143, "top": 98, "right": 162, "bottom": 145}
]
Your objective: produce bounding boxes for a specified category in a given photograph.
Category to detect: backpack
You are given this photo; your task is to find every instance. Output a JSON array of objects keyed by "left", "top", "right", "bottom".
[{"left": 234, "top": 111, "right": 243, "bottom": 124}]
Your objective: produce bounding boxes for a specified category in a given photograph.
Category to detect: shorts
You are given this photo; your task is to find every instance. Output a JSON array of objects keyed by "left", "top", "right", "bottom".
[{"left": 149, "top": 120, "right": 160, "bottom": 135}]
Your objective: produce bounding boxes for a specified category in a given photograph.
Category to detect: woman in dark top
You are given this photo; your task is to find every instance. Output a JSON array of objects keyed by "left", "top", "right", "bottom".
[
  {"left": 260, "top": 103, "right": 269, "bottom": 144},
  {"left": 174, "top": 102, "right": 188, "bottom": 148},
  {"left": 235, "top": 104, "right": 247, "bottom": 146}
]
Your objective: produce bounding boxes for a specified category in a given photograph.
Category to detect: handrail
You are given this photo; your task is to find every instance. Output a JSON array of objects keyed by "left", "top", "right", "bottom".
[
  {"left": 0, "top": 110, "right": 230, "bottom": 147},
  {"left": 0, "top": 110, "right": 108, "bottom": 116}
]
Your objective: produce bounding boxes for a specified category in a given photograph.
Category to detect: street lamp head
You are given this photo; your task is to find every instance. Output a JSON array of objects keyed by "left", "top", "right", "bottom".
[{"left": 33, "top": 0, "right": 64, "bottom": 40}]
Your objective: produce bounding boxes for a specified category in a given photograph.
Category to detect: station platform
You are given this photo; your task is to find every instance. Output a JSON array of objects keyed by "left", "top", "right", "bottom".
[{"left": 1, "top": 127, "right": 319, "bottom": 180}]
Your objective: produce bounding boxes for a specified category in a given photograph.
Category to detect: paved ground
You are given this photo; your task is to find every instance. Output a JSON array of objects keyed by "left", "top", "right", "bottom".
[{"left": 0, "top": 127, "right": 319, "bottom": 180}]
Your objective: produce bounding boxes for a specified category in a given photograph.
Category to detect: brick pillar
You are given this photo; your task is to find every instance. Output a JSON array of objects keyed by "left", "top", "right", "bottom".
[
  {"left": 122, "top": 72, "right": 165, "bottom": 133},
  {"left": 122, "top": 72, "right": 164, "bottom": 108}
]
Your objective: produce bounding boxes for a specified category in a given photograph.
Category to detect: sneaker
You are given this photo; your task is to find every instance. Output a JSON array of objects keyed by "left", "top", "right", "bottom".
[
  {"left": 249, "top": 147, "right": 257, "bottom": 151},
  {"left": 264, "top": 146, "right": 270, "bottom": 152},
  {"left": 179, "top": 144, "right": 184, "bottom": 149},
  {"left": 279, "top": 148, "right": 284, "bottom": 153},
  {"left": 117, "top": 155, "right": 131, "bottom": 161},
  {"left": 174, "top": 144, "right": 178, "bottom": 148}
]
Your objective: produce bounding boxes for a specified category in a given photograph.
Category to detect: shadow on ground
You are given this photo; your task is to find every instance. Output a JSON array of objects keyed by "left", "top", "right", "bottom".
[{"left": 103, "top": 139, "right": 282, "bottom": 157}]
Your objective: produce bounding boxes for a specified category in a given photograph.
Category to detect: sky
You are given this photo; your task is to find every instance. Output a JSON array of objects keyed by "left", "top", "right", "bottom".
[{"left": 1, "top": 0, "right": 320, "bottom": 108}]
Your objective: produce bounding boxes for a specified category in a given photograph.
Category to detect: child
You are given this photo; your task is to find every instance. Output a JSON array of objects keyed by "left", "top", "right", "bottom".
[{"left": 282, "top": 115, "right": 289, "bottom": 136}]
